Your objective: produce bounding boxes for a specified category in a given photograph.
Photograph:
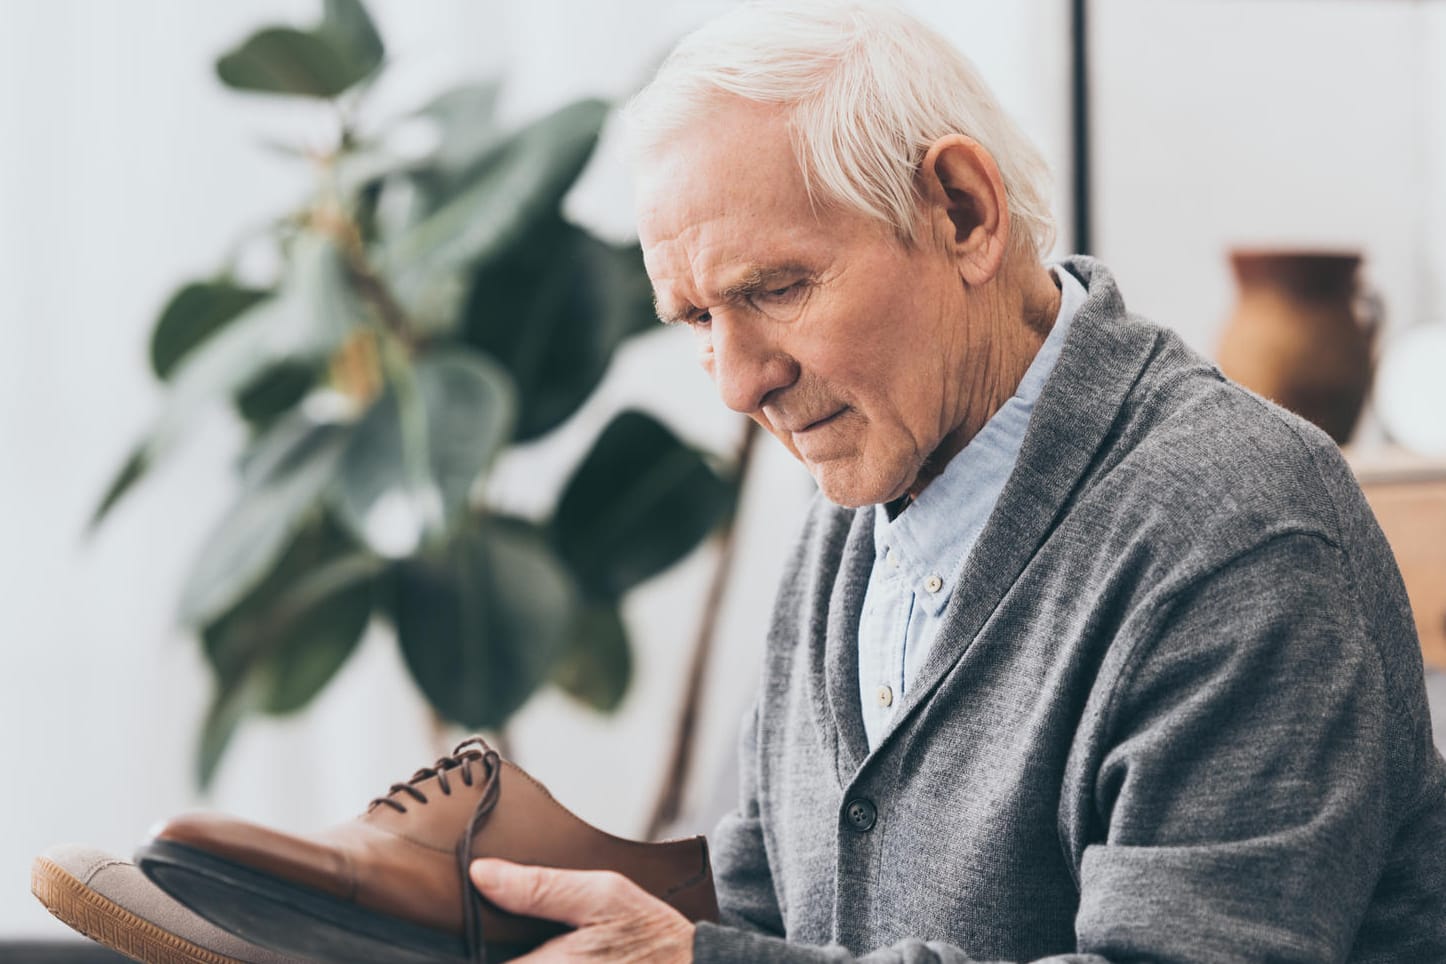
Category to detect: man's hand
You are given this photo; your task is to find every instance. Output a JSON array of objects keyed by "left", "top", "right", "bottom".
[{"left": 469, "top": 858, "right": 695, "bottom": 963}]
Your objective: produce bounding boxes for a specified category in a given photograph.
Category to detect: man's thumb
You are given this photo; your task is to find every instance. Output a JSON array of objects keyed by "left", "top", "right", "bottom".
[{"left": 470, "top": 858, "right": 619, "bottom": 927}]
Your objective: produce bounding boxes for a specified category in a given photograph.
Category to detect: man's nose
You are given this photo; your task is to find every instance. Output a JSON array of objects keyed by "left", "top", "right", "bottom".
[{"left": 709, "top": 315, "right": 798, "bottom": 415}]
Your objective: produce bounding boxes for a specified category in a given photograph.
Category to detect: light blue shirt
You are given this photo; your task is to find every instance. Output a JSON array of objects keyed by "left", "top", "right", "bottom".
[{"left": 857, "top": 265, "right": 1088, "bottom": 750}]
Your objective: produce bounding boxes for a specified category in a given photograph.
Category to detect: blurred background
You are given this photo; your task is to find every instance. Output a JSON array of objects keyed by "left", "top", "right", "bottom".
[{"left": 4, "top": 0, "right": 1446, "bottom": 945}]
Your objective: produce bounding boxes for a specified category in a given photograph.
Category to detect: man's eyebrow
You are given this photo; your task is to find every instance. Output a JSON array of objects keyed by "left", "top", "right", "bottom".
[
  {"left": 653, "top": 263, "right": 813, "bottom": 324},
  {"left": 718, "top": 263, "right": 811, "bottom": 301},
  {"left": 653, "top": 297, "right": 685, "bottom": 328}
]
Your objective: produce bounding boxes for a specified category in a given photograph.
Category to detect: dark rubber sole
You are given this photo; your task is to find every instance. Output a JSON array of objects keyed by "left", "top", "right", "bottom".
[{"left": 135, "top": 839, "right": 525, "bottom": 963}]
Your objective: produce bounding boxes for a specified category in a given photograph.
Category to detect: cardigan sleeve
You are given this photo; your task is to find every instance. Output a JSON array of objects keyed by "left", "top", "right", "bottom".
[
  {"left": 695, "top": 530, "right": 1425, "bottom": 963},
  {"left": 1071, "top": 530, "right": 1410, "bottom": 961}
]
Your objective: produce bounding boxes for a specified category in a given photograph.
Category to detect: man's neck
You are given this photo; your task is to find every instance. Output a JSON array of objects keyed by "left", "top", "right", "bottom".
[{"left": 907, "top": 263, "right": 1062, "bottom": 501}]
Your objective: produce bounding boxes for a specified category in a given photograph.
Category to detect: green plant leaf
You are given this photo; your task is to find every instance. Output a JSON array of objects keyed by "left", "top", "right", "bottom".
[
  {"left": 203, "top": 511, "right": 373, "bottom": 679},
  {"left": 552, "top": 411, "right": 734, "bottom": 599},
  {"left": 333, "top": 146, "right": 417, "bottom": 198},
  {"left": 180, "top": 409, "right": 352, "bottom": 627},
  {"left": 259, "top": 583, "right": 370, "bottom": 713},
  {"left": 333, "top": 348, "right": 516, "bottom": 556},
  {"left": 196, "top": 516, "right": 378, "bottom": 789},
  {"left": 215, "top": 0, "right": 384, "bottom": 99},
  {"left": 416, "top": 352, "right": 517, "bottom": 521},
  {"left": 150, "top": 282, "right": 271, "bottom": 381},
  {"left": 383, "top": 98, "right": 609, "bottom": 326},
  {"left": 388, "top": 518, "right": 578, "bottom": 729},
  {"left": 551, "top": 603, "right": 631, "bottom": 713},
  {"left": 389, "top": 82, "right": 505, "bottom": 216},
  {"left": 208, "top": 557, "right": 376, "bottom": 713},
  {"left": 334, "top": 386, "right": 440, "bottom": 559},
  {"left": 323, "top": 0, "right": 384, "bottom": 72},
  {"left": 415, "top": 81, "right": 503, "bottom": 178},
  {"left": 331, "top": 79, "right": 501, "bottom": 202},
  {"left": 96, "top": 231, "right": 364, "bottom": 532},
  {"left": 462, "top": 219, "right": 660, "bottom": 440},
  {"left": 88, "top": 314, "right": 274, "bottom": 533},
  {"left": 87, "top": 443, "right": 149, "bottom": 533},
  {"left": 197, "top": 670, "right": 264, "bottom": 792},
  {"left": 283, "top": 231, "right": 368, "bottom": 353},
  {"left": 163, "top": 234, "right": 359, "bottom": 422},
  {"left": 217, "top": 29, "right": 366, "bottom": 98},
  {"left": 235, "top": 359, "right": 318, "bottom": 430}
]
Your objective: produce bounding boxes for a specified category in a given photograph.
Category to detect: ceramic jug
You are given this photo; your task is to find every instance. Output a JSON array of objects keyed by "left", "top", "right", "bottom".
[{"left": 1217, "top": 249, "right": 1378, "bottom": 445}]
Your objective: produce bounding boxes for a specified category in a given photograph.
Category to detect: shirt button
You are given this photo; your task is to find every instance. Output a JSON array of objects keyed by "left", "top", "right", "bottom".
[
  {"left": 844, "top": 798, "right": 877, "bottom": 833},
  {"left": 924, "top": 574, "right": 943, "bottom": 593},
  {"left": 885, "top": 548, "right": 898, "bottom": 568},
  {"left": 876, "top": 685, "right": 893, "bottom": 707}
]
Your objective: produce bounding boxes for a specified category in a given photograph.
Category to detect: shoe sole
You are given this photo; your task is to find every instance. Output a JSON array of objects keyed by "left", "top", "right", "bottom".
[
  {"left": 31, "top": 855, "right": 246, "bottom": 964},
  {"left": 136, "top": 839, "right": 529, "bottom": 964}
]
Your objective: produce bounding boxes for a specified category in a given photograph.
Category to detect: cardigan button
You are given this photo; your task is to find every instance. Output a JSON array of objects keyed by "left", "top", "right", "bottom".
[{"left": 844, "top": 798, "right": 877, "bottom": 832}]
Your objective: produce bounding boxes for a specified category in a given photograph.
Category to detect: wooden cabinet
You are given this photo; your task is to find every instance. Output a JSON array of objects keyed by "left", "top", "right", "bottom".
[{"left": 1348, "top": 449, "right": 1446, "bottom": 669}]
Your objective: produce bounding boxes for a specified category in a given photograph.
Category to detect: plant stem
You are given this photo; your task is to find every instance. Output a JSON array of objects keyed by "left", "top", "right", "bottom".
[
  {"left": 644, "top": 418, "right": 760, "bottom": 840},
  {"left": 309, "top": 181, "right": 416, "bottom": 351},
  {"left": 344, "top": 244, "right": 417, "bottom": 351}
]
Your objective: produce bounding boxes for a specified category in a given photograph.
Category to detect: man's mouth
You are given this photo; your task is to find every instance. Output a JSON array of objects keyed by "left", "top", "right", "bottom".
[{"left": 795, "top": 408, "right": 846, "bottom": 433}]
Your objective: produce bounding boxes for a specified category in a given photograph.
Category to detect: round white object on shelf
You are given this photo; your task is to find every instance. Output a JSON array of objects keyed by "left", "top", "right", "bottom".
[{"left": 1375, "top": 322, "right": 1446, "bottom": 456}]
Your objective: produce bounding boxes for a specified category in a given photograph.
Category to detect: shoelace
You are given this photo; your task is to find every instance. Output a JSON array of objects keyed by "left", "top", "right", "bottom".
[{"left": 366, "top": 737, "right": 503, "bottom": 964}]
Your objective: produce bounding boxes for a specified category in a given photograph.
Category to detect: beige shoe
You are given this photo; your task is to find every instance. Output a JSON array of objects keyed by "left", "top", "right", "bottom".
[{"left": 32, "top": 844, "right": 305, "bottom": 964}]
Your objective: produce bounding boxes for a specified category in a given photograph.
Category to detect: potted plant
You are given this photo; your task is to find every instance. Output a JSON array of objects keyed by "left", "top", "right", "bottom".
[{"left": 92, "top": 0, "right": 736, "bottom": 788}]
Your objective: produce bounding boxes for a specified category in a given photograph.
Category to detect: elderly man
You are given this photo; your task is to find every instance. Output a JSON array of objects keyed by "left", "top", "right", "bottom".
[{"left": 471, "top": 2, "right": 1446, "bottom": 961}]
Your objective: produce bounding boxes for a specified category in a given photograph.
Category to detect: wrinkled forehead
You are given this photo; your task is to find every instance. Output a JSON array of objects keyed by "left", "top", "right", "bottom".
[
  {"left": 634, "top": 160, "right": 834, "bottom": 316},
  {"left": 631, "top": 99, "right": 811, "bottom": 246}
]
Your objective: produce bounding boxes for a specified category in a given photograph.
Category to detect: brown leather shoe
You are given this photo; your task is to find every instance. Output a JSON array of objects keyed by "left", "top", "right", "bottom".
[{"left": 135, "top": 738, "right": 716, "bottom": 963}]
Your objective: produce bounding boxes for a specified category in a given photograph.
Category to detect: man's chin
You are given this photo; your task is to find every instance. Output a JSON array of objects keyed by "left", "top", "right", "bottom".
[{"left": 808, "top": 464, "right": 910, "bottom": 509}]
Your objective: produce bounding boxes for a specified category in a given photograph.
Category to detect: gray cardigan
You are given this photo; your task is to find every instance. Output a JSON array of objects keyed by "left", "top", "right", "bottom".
[{"left": 695, "top": 258, "right": 1446, "bottom": 963}]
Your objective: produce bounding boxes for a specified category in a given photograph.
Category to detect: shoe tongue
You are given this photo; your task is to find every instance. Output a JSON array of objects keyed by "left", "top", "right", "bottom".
[
  {"left": 422, "top": 736, "right": 496, "bottom": 787},
  {"left": 450, "top": 736, "right": 493, "bottom": 759}
]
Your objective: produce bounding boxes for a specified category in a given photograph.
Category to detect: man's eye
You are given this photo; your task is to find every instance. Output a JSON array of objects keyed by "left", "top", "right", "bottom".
[
  {"left": 757, "top": 282, "right": 806, "bottom": 305},
  {"left": 658, "top": 309, "right": 710, "bottom": 328}
]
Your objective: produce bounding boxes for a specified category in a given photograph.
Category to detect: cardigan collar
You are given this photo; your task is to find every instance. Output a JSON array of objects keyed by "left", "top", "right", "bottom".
[{"left": 810, "top": 257, "right": 1163, "bottom": 778}]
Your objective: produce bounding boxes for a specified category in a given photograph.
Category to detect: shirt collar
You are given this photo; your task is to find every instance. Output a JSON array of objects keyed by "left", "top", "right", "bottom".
[{"left": 871, "top": 264, "right": 1088, "bottom": 616}]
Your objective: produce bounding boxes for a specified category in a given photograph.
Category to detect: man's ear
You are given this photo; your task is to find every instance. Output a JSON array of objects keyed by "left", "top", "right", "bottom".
[{"left": 917, "top": 134, "right": 1010, "bottom": 286}]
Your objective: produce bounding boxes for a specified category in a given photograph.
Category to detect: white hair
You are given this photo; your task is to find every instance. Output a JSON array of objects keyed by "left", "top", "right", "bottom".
[{"left": 624, "top": 0, "right": 1056, "bottom": 259}]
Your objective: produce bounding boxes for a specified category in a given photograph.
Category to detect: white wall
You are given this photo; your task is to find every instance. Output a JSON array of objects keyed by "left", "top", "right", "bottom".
[
  {"left": 1091, "top": 0, "right": 1435, "bottom": 369},
  {"left": 0, "top": 0, "right": 1068, "bottom": 938},
  {"left": 1425, "top": 2, "right": 1446, "bottom": 323}
]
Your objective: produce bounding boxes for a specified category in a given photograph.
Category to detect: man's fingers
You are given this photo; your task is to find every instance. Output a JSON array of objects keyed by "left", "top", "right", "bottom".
[{"left": 470, "top": 859, "right": 638, "bottom": 928}]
